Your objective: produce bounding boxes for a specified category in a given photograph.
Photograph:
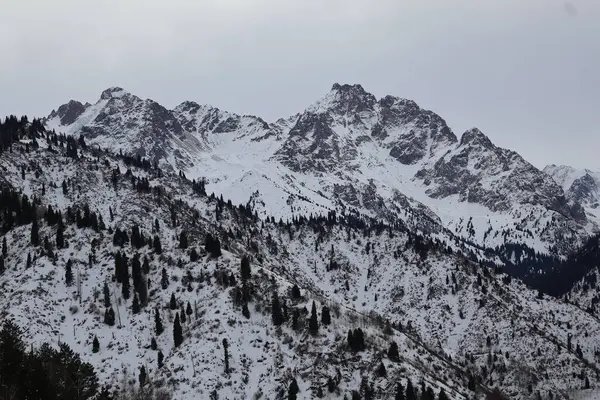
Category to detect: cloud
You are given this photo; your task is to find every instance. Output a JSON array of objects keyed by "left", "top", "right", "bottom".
[{"left": 564, "top": 2, "right": 578, "bottom": 16}]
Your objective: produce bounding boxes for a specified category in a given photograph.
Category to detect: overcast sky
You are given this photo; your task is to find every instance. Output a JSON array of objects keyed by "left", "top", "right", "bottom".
[{"left": 1, "top": 0, "right": 598, "bottom": 169}]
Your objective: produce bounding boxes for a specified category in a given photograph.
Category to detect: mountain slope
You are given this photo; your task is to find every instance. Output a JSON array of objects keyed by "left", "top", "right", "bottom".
[
  {"left": 46, "top": 85, "right": 596, "bottom": 263},
  {"left": 2, "top": 116, "right": 600, "bottom": 399}
]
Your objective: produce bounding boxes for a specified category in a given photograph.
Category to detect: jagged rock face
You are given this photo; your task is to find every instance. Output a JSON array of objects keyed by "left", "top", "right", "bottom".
[
  {"left": 570, "top": 174, "right": 599, "bottom": 206},
  {"left": 48, "top": 100, "right": 89, "bottom": 126},
  {"left": 46, "top": 84, "right": 596, "bottom": 256},
  {"left": 417, "top": 128, "right": 583, "bottom": 219}
]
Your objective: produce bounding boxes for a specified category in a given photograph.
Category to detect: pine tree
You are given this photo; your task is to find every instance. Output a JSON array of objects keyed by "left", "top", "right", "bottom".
[
  {"left": 56, "top": 219, "right": 65, "bottom": 249},
  {"left": 388, "top": 341, "right": 400, "bottom": 361},
  {"left": 153, "top": 235, "right": 162, "bottom": 254},
  {"left": 240, "top": 255, "right": 251, "bottom": 281},
  {"left": 157, "top": 350, "right": 164, "bottom": 368},
  {"left": 292, "top": 309, "right": 299, "bottom": 330},
  {"left": 104, "top": 308, "right": 115, "bottom": 326},
  {"left": 190, "top": 248, "right": 199, "bottom": 262},
  {"left": 31, "top": 217, "right": 39, "bottom": 246},
  {"left": 321, "top": 305, "right": 331, "bottom": 326},
  {"left": 139, "top": 366, "right": 146, "bottom": 388},
  {"left": 121, "top": 262, "right": 130, "bottom": 300},
  {"left": 173, "top": 312, "right": 183, "bottom": 347},
  {"left": 170, "top": 293, "right": 177, "bottom": 310},
  {"left": 179, "top": 231, "right": 188, "bottom": 249},
  {"left": 132, "top": 293, "right": 140, "bottom": 314},
  {"left": 26, "top": 253, "right": 32, "bottom": 269},
  {"left": 406, "top": 379, "right": 417, "bottom": 400},
  {"left": 103, "top": 282, "right": 111, "bottom": 308},
  {"left": 155, "top": 308, "right": 164, "bottom": 336},
  {"left": 161, "top": 268, "right": 169, "bottom": 289},
  {"left": 186, "top": 302, "right": 193, "bottom": 318},
  {"left": 377, "top": 361, "right": 387, "bottom": 377},
  {"left": 309, "top": 301, "right": 319, "bottom": 335},
  {"left": 288, "top": 378, "right": 300, "bottom": 400},
  {"left": 223, "top": 338, "right": 230, "bottom": 374},
  {"left": 150, "top": 337, "right": 157, "bottom": 351},
  {"left": 0, "top": 257, "right": 4, "bottom": 274},
  {"left": 2, "top": 237, "right": 7, "bottom": 258},
  {"left": 142, "top": 256, "right": 150, "bottom": 274},
  {"left": 92, "top": 336, "right": 100, "bottom": 353},
  {"left": 180, "top": 305, "right": 186, "bottom": 323},
  {"left": 438, "top": 388, "right": 449, "bottom": 400},
  {"left": 395, "top": 383, "right": 405, "bottom": 400},
  {"left": 242, "top": 302, "right": 250, "bottom": 319},
  {"left": 272, "top": 291, "right": 283, "bottom": 326},
  {"left": 291, "top": 284, "right": 301, "bottom": 299},
  {"left": 65, "top": 259, "right": 74, "bottom": 286},
  {"left": 138, "top": 277, "right": 148, "bottom": 306}
]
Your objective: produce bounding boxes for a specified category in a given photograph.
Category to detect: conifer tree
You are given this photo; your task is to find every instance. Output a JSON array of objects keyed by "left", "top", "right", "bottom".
[
  {"left": 155, "top": 308, "right": 164, "bottom": 336},
  {"left": 292, "top": 309, "right": 299, "bottom": 330},
  {"left": 242, "top": 302, "right": 250, "bottom": 319},
  {"left": 2, "top": 237, "right": 7, "bottom": 258},
  {"left": 157, "top": 350, "right": 164, "bottom": 368},
  {"left": 186, "top": 302, "right": 193, "bottom": 318},
  {"left": 26, "top": 253, "right": 32, "bottom": 269},
  {"left": 56, "top": 219, "right": 65, "bottom": 249},
  {"left": 121, "top": 263, "right": 130, "bottom": 300},
  {"left": 173, "top": 312, "right": 183, "bottom": 347},
  {"left": 395, "top": 383, "right": 405, "bottom": 400},
  {"left": 139, "top": 366, "right": 146, "bottom": 388},
  {"left": 190, "top": 248, "right": 199, "bottom": 262},
  {"left": 104, "top": 308, "right": 115, "bottom": 326},
  {"left": 240, "top": 255, "right": 251, "bottom": 282},
  {"left": 31, "top": 217, "right": 39, "bottom": 246},
  {"left": 161, "top": 268, "right": 169, "bottom": 289},
  {"left": 388, "top": 341, "right": 400, "bottom": 361},
  {"left": 0, "top": 257, "right": 4, "bottom": 274},
  {"left": 406, "top": 380, "right": 417, "bottom": 400},
  {"left": 288, "top": 378, "right": 299, "bottom": 400},
  {"left": 376, "top": 361, "right": 387, "bottom": 377},
  {"left": 180, "top": 305, "right": 186, "bottom": 323},
  {"left": 142, "top": 256, "right": 150, "bottom": 274},
  {"left": 92, "top": 336, "right": 100, "bottom": 353},
  {"left": 65, "top": 259, "right": 74, "bottom": 286},
  {"left": 103, "top": 282, "right": 111, "bottom": 308},
  {"left": 150, "top": 337, "right": 157, "bottom": 350},
  {"left": 438, "top": 389, "right": 449, "bottom": 400},
  {"left": 132, "top": 293, "right": 140, "bottom": 314},
  {"left": 179, "top": 231, "right": 188, "bottom": 249},
  {"left": 223, "top": 338, "right": 230, "bottom": 374},
  {"left": 321, "top": 305, "right": 331, "bottom": 326},
  {"left": 170, "top": 293, "right": 177, "bottom": 310},
  {"left": 138, "top": 277, "right": 148, "bottom": 306},
  {"left": 291, "top": 284, "right": 301, "bottom": 299},
  {"left": 153, "top": 235, "right": 162, "bottom": 254},
  {"left": 272, "top": 291, "right": 283, "bottom": 326},
  {"left": 309, "top": 301, "right": 319, "bottom": 335}
]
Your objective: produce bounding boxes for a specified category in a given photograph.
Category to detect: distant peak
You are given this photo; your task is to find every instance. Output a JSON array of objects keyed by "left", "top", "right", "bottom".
[
  {"left": 331, "top": 83, "right": 366, "bottom": 93},
  {"left": 460, "top": 128, "right": 494, "bottom": 148},
  {"left": 309, "top": 83, "right": 376, "bottom": 114},
  {"left": 100, "top": 87, "right": 129, "bottom": 100}
]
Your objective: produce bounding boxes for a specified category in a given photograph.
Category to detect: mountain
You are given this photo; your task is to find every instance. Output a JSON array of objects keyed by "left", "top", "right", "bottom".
[
  {"left": 3, "top": 115, "right": 600, "bottom": 399},
  {"left": 544, "top": 165, "right": 600, "bottom": 226},
  {"left": 46, "top": 85, "right": 596, "bottom": 263}
]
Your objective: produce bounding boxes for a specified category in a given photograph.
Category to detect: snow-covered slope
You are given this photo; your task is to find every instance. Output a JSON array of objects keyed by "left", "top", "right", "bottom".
[
  {"left": 545, "top": 165, "right": 600, "bottom": 227},
  {"left": 3, "top": 120, "right": 600, "bottom": 399},
  {"left": 46, "top": 84, "right": 596, "bottom": 260}
]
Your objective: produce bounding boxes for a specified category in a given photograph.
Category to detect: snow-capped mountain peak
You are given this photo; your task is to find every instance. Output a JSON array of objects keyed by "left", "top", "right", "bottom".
[{"left": 46, "top": 84, "right": 597, "bottom": 258}]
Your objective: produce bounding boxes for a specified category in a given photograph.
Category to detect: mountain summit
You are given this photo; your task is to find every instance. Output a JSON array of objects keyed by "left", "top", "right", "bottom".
[{"left": 46, "top": 84, "right": 596, "bottom": 258}]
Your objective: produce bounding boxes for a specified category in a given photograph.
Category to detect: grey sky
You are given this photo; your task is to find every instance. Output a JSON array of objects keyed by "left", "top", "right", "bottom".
[{"left": 1, "top": 0, "right": 598, "bottom": 170}]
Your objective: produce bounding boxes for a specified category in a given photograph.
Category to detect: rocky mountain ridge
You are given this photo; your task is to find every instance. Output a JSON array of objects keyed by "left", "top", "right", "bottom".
[{"left": 46, "top": 84, "right": 597, "bottom": 263}]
